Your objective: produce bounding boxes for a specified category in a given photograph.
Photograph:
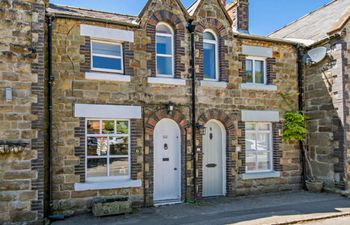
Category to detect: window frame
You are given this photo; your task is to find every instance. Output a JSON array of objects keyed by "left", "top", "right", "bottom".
[
  {"left": 85, "top": 119, "right": 131, "bottom": 182},
  {"left": 245, "top": 56, "right": 267, "bottom": 85},
  {"left": 156, "top": 22, "right": 174, "bottom": 78},
  {"left": 203, "top": 29, "right": 219, "bottom": 81},
  {"left": 90, "top": 39, "right": 124, "bottom": 74},
  {"left": 245, "top": 122, "right": 273, "bottom": 173}
]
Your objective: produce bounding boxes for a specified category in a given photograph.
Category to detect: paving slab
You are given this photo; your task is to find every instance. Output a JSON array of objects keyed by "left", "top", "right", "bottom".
[{"left": 52, "top": 191, "right": 350, "bottom": 225}]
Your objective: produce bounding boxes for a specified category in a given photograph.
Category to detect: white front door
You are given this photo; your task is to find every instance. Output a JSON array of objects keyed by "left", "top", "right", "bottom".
[
  {"left": 154, "top": 119, "right": 181, "bottom": 202},
  {"left": 203, "top": 120, "right": 225, "bottom": 197}
]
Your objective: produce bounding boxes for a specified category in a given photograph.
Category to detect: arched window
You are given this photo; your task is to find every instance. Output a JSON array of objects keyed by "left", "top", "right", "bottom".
[
  {"left": 156, "top": 23, "right": 174, "bottom": 77},
  {"left": 203, "top": 30, "right": 218, "bottom": 80}
]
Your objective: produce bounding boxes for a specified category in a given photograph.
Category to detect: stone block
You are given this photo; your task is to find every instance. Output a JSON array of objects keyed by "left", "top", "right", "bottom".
[{"left": 92, "top": 198, "right": 132, "bottom": 217}]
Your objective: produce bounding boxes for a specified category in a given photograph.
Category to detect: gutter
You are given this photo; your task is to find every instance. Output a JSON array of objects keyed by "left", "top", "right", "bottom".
[
  {"left": 234, "top": 32, "right": 302, "bottom": 46},
  {"left": 47, "top": 16, "right": 65, "bottom": 221},
  {"left": 46, "top": 13, "right": 139, "bottom": 28},
  {"left": 187, "top": 21, "right": 197, "bottom": 200}
]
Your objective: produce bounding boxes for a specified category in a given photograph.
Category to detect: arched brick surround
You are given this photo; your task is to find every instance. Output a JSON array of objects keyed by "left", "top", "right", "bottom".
[
  {"left": 145, "top": 10, "right": 186, "bottom": 78},
  {"left": 194, "top": 18, "right": 230, "bottom": 82},
  {"left": 197, "top": 109, "right": 237, "bottom": 197},
  {"left": 144, "top": 109, "right": 192, "bottom": 206}
]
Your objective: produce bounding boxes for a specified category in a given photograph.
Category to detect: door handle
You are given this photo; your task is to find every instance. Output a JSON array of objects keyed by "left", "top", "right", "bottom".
[
  {"left": 206, "top": 163, "right": 217, "bottom": 168},
  {"left": 174, "top": 168, "right": 177, "bottom": 171}
]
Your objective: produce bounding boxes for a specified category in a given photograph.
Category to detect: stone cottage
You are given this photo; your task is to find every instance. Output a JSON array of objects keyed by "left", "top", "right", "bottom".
[
  {"left": 270, "top": 0, "right": 350, "bottom": 192},
  {"left": 0, "top": 0, "right": 307, "bottom": 223}
]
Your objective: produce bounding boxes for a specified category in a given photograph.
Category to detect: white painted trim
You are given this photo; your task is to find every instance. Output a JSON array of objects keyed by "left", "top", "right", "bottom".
[
  {"left": 156, "top": 22, "right": 174, "bottom": 77},
  {"left": 241, "top": 110, "right": 279, "bottom": 122},
  {"left": 85, "top": 72, "right": 131, "bottom": 82},
  {"left": 75, "top": 104, "right": 142, "bottom": 119},
  {"left": 90, "top": 40, "right": 124, "bottom": 73},
  {"left": 240, "top": 83, "right": 277, "bottom": 91},
  {"left": 241, "top": 171, "right": 280, "bottom": 180},
  {"left": 203, "top": 29, "right": 219, "bottom": 81},
  {"left": 74, "top": 179, "right": 141, "bottom": 191},
  {"left": 200, "top": 80, "right": 228, "bottom": 88},
  {"left": 242, "top": 45, "right": 272, "bottom": 58},
  {"left": 80, "top": 24, "right": 134, "bottom": 42},
  {"left": 148, "top": 77, "right": 186, "bottom": 86}
]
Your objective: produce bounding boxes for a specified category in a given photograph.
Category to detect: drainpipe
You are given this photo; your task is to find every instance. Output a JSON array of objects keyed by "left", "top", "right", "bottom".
[
  {"left": 297, "top": 45, "right": 306, "bottom": 190},
  {"left": 187, "top": 22, "right": 197, "bottom": 200},
  {"left": 47, "top": 16, "right": 64, "bottom": 221}
]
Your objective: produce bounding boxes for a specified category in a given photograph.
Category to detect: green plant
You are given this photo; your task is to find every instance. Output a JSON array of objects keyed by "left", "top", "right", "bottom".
[{"left": 282, "top": 112, "right": 307, "bottom": 142}]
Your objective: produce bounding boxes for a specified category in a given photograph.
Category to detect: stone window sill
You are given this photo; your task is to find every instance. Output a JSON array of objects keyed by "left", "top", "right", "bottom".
[
  {"left": 74, "top": 179, "right": 142, "bottom": 191},
  {"left": 148, "top": 77, "right": 187, "bottom": 86},
  {"left": 85, "top": 72, "right": 131, "bottom": 82},
  {"left": 240, "top": 83, "right": 277, "bottom": 91},
  {"left": 200, "top": 80, "right": 228, "bottom": 88},
  {"left": 241, "top": 171, "right": 281, "bottom": 180}
]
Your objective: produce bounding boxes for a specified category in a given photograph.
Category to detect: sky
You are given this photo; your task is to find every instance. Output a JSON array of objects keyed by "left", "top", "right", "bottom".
[{"left": 49, "top": 0, "right": 333, "bottom": 35}]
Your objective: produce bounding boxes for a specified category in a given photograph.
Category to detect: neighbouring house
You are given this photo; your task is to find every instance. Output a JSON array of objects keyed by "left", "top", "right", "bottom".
[
  {"left": 0, "top": 0, "right": 309, "bottom": 223},
  {"left": 270, "top": 0, "right": 350, "bottom": 191}
]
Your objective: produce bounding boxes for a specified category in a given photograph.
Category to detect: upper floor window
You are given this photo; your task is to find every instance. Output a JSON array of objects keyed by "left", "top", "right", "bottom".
[
  {"left": 91, "top": 40, "right": 123, "bottom": 73},
  {"left": 86, "top": 119, "right": 130, "bottom": 181},
  {"left": 245, "top": 122, "right": 273, "bottom": 173},
  {"left": 203, "top": 31, "right": 218, "bottom": 80},
  {"left": 156, "top": 23, "right": 174, "bottom": 77},
  {"left": 245, "top": 57, "right": 266, "bottom": 84}
]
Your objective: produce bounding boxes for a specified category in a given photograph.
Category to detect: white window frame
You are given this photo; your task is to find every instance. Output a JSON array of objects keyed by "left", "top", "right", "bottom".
[
  {"left": 245, "top": 122, "right": 273, "bottom": 173},
  {"left": 245, "top": 56, "right": 267, "bottom": 85},
  {"left": 90, "top": 40, "right": 124, "bottom": 74},
  {"left": 85, "top": 119, "right": 131, "bottom": 182},
  {"left": 203, "top": 29, "right": 219, "bottom": 81},
  {"left": 156, "top": 22, "right": 174, "bottom": 78}
]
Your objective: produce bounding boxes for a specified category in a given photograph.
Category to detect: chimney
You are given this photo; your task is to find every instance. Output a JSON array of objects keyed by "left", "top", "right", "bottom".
[{"left": 226, "top": 0, "right": 249, "bottom": 33}]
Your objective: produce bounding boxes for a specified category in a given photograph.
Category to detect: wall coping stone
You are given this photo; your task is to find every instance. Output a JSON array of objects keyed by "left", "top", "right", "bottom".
[
  {"left": 85, "top": 72, "right": 131, "bottom": 82},
  {"left": 241, "top": 171, "right": 281, "bottom": 180},
  {"left": 240, "top": 83, "right": 277, "bottom": 91},
  {"left": 200, "top": 80, "right": 228, "bottom": 88},
  {"left": 148, "top": 77, "right": 187, "bottom": 86}
]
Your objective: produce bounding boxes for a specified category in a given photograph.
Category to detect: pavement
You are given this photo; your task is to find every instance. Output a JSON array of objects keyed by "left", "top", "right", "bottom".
[{"left": 52, "top": 191, "right": 350, "bottom": 225}]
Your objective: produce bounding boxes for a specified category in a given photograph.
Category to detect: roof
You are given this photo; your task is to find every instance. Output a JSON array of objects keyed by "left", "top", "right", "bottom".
[
  {"left": 187, "top": 0, "right": 232, "bottom": 25},
  {"left": 139, "top": 0, "right": 190, "bottom": 19},
  {"left": 269, "top": 0, "right": 350, "bottom": 44},
  {"left": 47, "top": 4, "right": 139, "bottom": 26}
]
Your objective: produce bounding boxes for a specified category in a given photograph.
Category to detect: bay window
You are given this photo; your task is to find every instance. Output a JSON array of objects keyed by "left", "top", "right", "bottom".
[
  {"left": 203, "top": 30, "right": 218, "bottom": 80},
  {"left": 245, "top": 57, "right": 266, "bottom": 84},
  {"left": 245, "top": 122, "right": 273, "bottom": 173},
  {"left": 156, "top": 23, "right": 174, "bottom": 77},
  {"left": 86, "top": 119, "right": 130, "bottom": 181},
  {"left": 91, "top": 40, "right": 123, "bottom": 73}
]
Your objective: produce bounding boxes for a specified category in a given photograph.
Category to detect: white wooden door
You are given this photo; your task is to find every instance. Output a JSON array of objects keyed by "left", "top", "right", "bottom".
[
  {"left": 154, "top": 119, "right": 181, "bottom": 202},
  {"left": 203, "top": 121, "right": 224, "bottom": 197}
]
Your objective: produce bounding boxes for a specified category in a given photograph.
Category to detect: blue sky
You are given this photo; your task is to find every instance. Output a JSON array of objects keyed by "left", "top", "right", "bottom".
[{"left": 50, "top": 0, "right": 332, "bottom": 35}]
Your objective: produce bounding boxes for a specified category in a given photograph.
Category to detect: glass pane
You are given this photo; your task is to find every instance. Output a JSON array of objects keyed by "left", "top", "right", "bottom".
[
  {"left": 87, "top": 120, "right": 100, "bottom": 134},
  {"left": 117, "top": 121, "right": 129, "bottom": 134},
  {"left": 245, "top": 123, "right": 255, "bottom": 131},
  {"left": 156, "top": 35, "right": 172, "bottom": 55},
  {"left": 245, "top": 59, "right": 253, "bottom": 83},
  {"left": 258, "top": 123, "right": 270, "bottom": 131},
  {"left": 157, "top": 56, "right": 173, "bottom": 75},
  {"left": 257, "top": 151, "right": 270, "bottom": 171},
  {"left": 93, "top": 56, "right": 122, "bottom": 71},
  {"left": 245, "top": 133, "right": 256, "bottom": 151},
  {"left": 87, "top": 158, "right": 107, "bottom": 177},
  {"left": 204, "top": 32, "right": 215, "bottom": 40},
  {"left": 87, "top": 137, "right": 108, "bottom": 156},
  {"left": 257, "top": 133, "right": 270, "bottom": 151},
  {"left": 102, "top": 120, "right": 114, "bottom": 134},
  {"left": 156, "top": 24, "right": 172, "bottom": 34},
  {"left": 92, "top": 42, "right": 121, "bottom": 56},
  {"left": 109, "top": 137, "right": 128, "bottom": 156},
  {"left": 110, "top": 158, "right": 129, "bottom": 176},
  {"left": 255, "top": 60, "right": 264, "bottom": 84},
  {"left": 246, "top": 152, "right": 257, "bottom": 172},
  {"left": 203, "top": 43, "right": 216, "bottom": 79}
]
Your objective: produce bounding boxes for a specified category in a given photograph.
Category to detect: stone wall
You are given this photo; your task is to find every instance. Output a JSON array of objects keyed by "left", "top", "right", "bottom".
[
  {"left": 50, "top": 0, "right": 300, "bottom": 215},
  {"left": 0, "top": 0, "right": 46, "bottom": 224}
]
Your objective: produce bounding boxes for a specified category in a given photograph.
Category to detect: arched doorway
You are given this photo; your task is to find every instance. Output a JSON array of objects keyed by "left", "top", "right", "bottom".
[
  {"left": 202, "top": 120, "right": 226, "bottom": 197},
  {"left": 153, "top": 119, "right": 181, "bottom": 203}
]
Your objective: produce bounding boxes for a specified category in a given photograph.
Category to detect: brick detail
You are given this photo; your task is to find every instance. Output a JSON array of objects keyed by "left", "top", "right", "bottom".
[
  {"left": 30, "top": 2, "right": 46, "bottom": 221},
  {"left": 266, "top": 57, "right": 277, "bottom": 84},
  {"left": 74, "top": 118, "right": 85, "bottom": 182},
  {"left": 237, "top": 121, "right": 246, "bottom": 174},
  {"left": 145, "top": 10, "right": 186, "bottom": 78},
  {"left": 130, "top": 119, "right": 143, "bottom": 180},
  {"left": 227, "top": 0, "right": 249, "bottom": 32},
  {"left": 195, "top": 18, "right": 229, "bottom": 82},
  {"left": 80, "top": 36, "right": 134, "bottom": 76},
  {"left": 144, "top": 109, "right": 191, "bottom": 206},
  {"left": 272, "top": 122, "right": 283, "bottom": 171},
  {"left": 238, "top": 54, "right": 247, "bottom": 82},
  {"left": 197, "top": 109, "right": 237, "bottom": 197}
]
